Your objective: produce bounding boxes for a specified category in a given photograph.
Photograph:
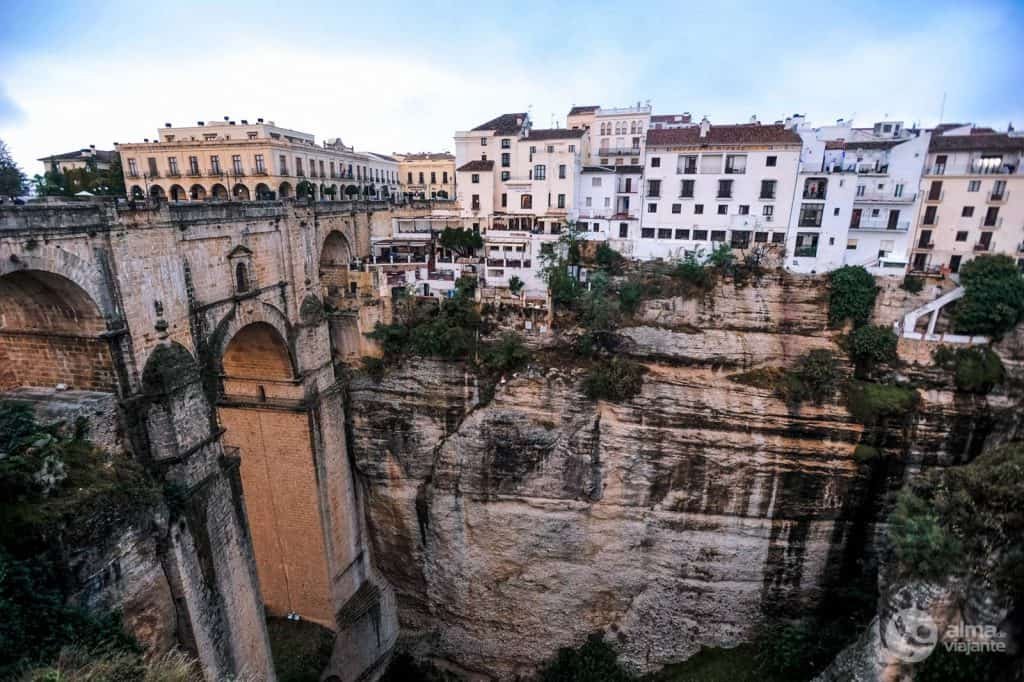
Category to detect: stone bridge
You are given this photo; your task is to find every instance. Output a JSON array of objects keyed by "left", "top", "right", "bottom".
[{"left": 0, "top": 199, "right": 438, "bottom": 680}]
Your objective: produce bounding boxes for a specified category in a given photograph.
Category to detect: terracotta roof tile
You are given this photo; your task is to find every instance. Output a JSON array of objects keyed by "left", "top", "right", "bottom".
[
  {"left": 646, "top": 123, "right": 801, "bottom": 148},
  {"left": 456, "top": 160, "right": 495, "bottom": 172},
  {"left": 929, "top": 133, "right": 1024, "bottom": 154},
  {"left": 398, "top": 152, "right": 455, "bottom": 161},
  {"left": 472, "top": 113, "right": 528, "bottom": 135}
]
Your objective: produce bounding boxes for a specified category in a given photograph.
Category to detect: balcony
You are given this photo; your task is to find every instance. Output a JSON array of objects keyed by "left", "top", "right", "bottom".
[
  {"left": 988, "top": 189, "right": 1009, "bottom": 203},
  {"left": 207, "top": 168, "right": 223, "bottom": 176},
  {"left": 147, "top": 170, "right": 161, "bottom": 178},
  {"left": 677, "top": 166, "right": 698, "bottom": 175},
  {"left": 759, "top": 192, "right": 776, "bottom": 200},
  {"left": 250, "top": 167, "right": 269, "bottom": 176},
  {"left": 724, "top": 166, "right": 746, "bottom": 175},
  {"left": 716, "top": 192, "right": 733, "bottom": 200},
  {"left": 598, "top": 147, "right": 642, "bottom": 156},
  {"left": 802, "top": 189, "right": 826, "bottom": 200},
  {"left": 850, "top": 217, "right": 911, "bottom": 231},
  {"left": 279, "top": 169, "right": 290, "bottom": 176},
  {"left": 930, "top": 165, "right": 946, "bottom": 176},
  {"left": 974, "top": 242, "right": 992, "bottom": 252},
  {"left": 855, "top": 190, "right": 917, "bottom": 203},
  {"left": 917, "top": 241, "right": 935, "bottom": 250},
  {"left": 166, "top": 169, "right": 181, "bottom": 178},
  {"left": 983, "top": 217, "right": 1003, "bottom": 229},
  {"left": 232, "top": 168, "right": 245, "bottom": 177},
  {"left": 794, "top": 246, "right": 818, "bottom": 257},
  {"left": 926, "top": 190, "right": 944, "bottom": 202},
  {"left": 187, "top": 168, "right": 202, "bottom": 177}
]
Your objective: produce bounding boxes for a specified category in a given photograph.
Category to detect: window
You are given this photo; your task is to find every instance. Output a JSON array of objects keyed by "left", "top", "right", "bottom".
[
  {"left": 923, "top": 205, "right": 937, "bottom": 225},
  {"left": 675, "top": 229, "right": 690, "bottom": 240},
  {"left": 803, "top": 177, "right": 827, "bottom": 200},
  {"left": 471, "top": 194, "right": 480, "bottom": 210},
  {"left": 955, "top": 231, "right": 968, "bottom": 242},
  {"left": 559, "top": 164, "right": 566, "bottom": 179},
  {"left": 738, "top": 205, "right": 749, "bottom": 215},
  {"left": 641, "top": 228, "right": 655, "bottom": 238},
  {"left": 724, "top": 154, "right": 747, "bottom": 174},
  {"left": 694, "top": 204, "right": 704, "bottom": 215},
  {"left": 658, "top": 228, "right": 672, "bottom": 239},
  {"left": 619, "top": 223, "right": 628, "bottom": 238},
  {"left": 127, "top": 158, "right": 138, "bottom": 176},
  {"left": 700, "top": 154, "right": 722, "bottom": 174},
  {"left": 210, "top": 156, "right": 221, "bottom": 174},
  {"left": 711, "top": 230, "right": 726, "bottom": 242},
  {"left": 647, "top": 179, "right": 661, "bottom": 197},
  {"left": 480, "top": 138, "right": 487, "bottom": 146},
  {"left": 962, "top": 206, "right": 975, "bottom": 217},
  {"left": 762, "top": 205, "right": 774, "bottom": 219},
  {"left": 501, "top": 153, "right": 510, "bottom": 168},
  {"left": 255, "top": 154, "right": 265, "bottom": 173},
  {"left": 799, "top": 203, "right": 824, "bottom": 227},
  {"left": 430, "top": 171, "right": 436, "bottom": 183},
  {"left": 717, "top": 205, "right": 728, "bottom": 215},
  {"left": 168, "top": 157, "right": 179, "bottom": 175},
  {"left": 235, "top": 263, "right": 249, "bottom": 293},
  {"left": 279, "top": 155, "right": 288, "bottom": 175},
  {"left": 647, "top": 203, "right": 657, "bottom": 213},
  {"left": 591, "top": 177, "right": 602, "bottom": 187},
  {"left": 188, "top": 156, "right": 199, "bottom": 175},
  {"left": 569, "top": 145, "right": 575, "bottom": 153},
  {"left": 967, "top": 180, "right": 981, "bottom": 192},
  {"left": 693, "top": 229, "right": 708, "bottom": 240},
  {"left": 894, "top": 183, "right": 904, "bottom": 198},
  {"left": 319, "top": 160, "right": 325, "bottom": 177},
  {"left": 501, "top": 138, "right": 510, "bottom": 148},
  {"left": 680, "top": 179, "right": 695, "bottom": 198},
  {"left": 766, "top": 156, "right": 777, "bottom": 167},
  {"left": 760, "top": 180, "right": 776, "bottom": 199},
  {"left": 147, "top": 157, "right": 158, "bottom": 176},
  {"left": 927, "top": 180, "right": 943, "bottom": 201},
  {"left": 471, "top": 174, "right": 479, "bottom": 184},
  {"left": 651, "top": 157, "right": 661, "bottom": 168},
  {"left": 534, "top": 165, "right": 546, "bottom": 180},
  {"left": 755, "top": 231, "right": 768, "bottom": 243},
  {"left": 501, "top": 171, "right": 510, "bottom": 181},
  {"left": 678, "top": 155, "right": 698, "bottom": 174},
  {"left": 671, "top": 204, "right": 681, "bottom": 214},
  {"left": 949, "top": 255, "right": 962, "bottom": 273},
  {"left": 846, "top": 239, "right": 858, "bottom": 250},
  {"left": 717, "top": 179, "right": 733, "bottom": 198},
  {"left": 521, "top": 194, "right": 532, "bottom": 209},
  {"left": 771, "top": 232, "right": 786, "bottom": 244},
  {"left": 557, "top": 193, "right": 565, "bottom": 209},
  {"left": 443, "top": 172, "right": 449, "bottom": 184},
  {"left": 984, "top": 206, "right": 999, "bottom": 226}
]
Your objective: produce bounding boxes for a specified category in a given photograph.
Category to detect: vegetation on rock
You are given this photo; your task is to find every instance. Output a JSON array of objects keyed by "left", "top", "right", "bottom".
[
  {"left": 368, "top": 276, "right": 481, "bottom": 360},
  {"left": 779, "top": 349, "right": 842, "bottom": 405},
  {"left": 953, "top": 255, "right": 1024, "bottom": 338},
  {"left": 267, "top": 616, "right": 335, "bottom": 682},
  {"left": 538, "top": 633, "right": 632, "bottom": 682},
  {"left": 933, "top": 345, "right": 1006, "bottom": 394},
  {"left": 438, "top": 227, "right": 484, "bottom": 258},
  {"left": 844, "top": 381, "right": 918, "bottom": 424},
  {"left": 846, "top": 324, "right": 899, "bottom": 378},
  {"left": 582, "top": 357, "right": 645, "bottom": 402},
  {"left": 20, "top": 648, "right": 198, "bottom": 682},
  {"left": 828, "top": 266, "right": 878, "bottom": 328},
  {"left": 594, "top": 242, "right": 626, "bottom": 275},
  {"left": 900, "top": 275, "right": 924, "bottom": 294}
]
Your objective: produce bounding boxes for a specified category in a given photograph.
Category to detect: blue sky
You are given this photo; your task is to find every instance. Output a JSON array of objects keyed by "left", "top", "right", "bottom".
[{"left": 1, "top": 0, "right": 1022, "bottom": 173}]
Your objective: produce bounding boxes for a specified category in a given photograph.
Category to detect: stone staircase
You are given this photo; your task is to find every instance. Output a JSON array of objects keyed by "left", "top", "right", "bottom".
[{"left": 896, "top": 286, "right": 989, "bottom": 344}]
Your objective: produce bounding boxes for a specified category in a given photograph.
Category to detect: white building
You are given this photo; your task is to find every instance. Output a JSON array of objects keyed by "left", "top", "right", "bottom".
[
  {"left": 786, "top": 120, "right": 929, "bottom": 275},
  {"left": 567, "top": 104, "right": 652, "bottom": 168},
  {"left": 577, "top": 166, "right": 642, "bottom": 256},
  {"left": 637, "top": 118, "right": 802, "bottom": 260},
  {"left": 454, "top": 112, "right": 586, "bottom": 295}
]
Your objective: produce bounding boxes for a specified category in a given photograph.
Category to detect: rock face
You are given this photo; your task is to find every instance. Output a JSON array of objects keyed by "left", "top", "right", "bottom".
[{"left": 349, "top": 274, "right": 1019, "bottom": 678}]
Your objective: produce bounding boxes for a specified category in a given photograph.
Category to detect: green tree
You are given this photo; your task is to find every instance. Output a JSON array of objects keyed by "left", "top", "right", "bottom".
[
  {"left": 345, "top": 184, "right": 359, "bottom": 199},
  {"left": 954, "top": 255, "right": 1024, "bottom": 337},
  {"left": 847, "top": 324, "right": 898, "bottom": 377},
  {"left": 595, "top": 242, "right": 625, "bottom": 275},
  {"left": 508, "top": 275, "right": 524, "bottom": 295},
  {"left": 0, "top": 139, "right": 28, "bottom": 199},
  {"left": 438, "top": 227, "right": 483, "bottom": 258},
  {"left": 296, "top": 180, "right": 315, "bottom": 199},
  {"left": 539, "top": 633, "right": 632, "bottom": 682},
  {"left": 780, "top": 349, "right": 841, "bottom": 405},
  {"left": 828, "top": 265, "right": 877, "bottom": 328},
  {"left": 33, "top": 170, "right": 69, "bottom": 197},
  {"left": 540, "top": 222, "right": 585, "bottom": 307}
]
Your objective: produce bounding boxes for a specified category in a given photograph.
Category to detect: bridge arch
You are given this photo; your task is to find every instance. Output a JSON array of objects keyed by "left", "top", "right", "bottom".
[
  {"left": 319, "top": 230, "right": 353, "bottom": 304},
  {"left": 0, "top": 269, "right": 116, "bottom": 392}
]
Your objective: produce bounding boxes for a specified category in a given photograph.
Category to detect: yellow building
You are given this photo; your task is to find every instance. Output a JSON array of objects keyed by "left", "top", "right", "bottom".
[
  {"left": 395, "top": 152, "right": 455, "bottom": 199},
  {"left": 116, "top": 118, "right": 400, "bottom": 202},
  {"left": 909, "top": 125, "right": 1024, "bottom": 274}
]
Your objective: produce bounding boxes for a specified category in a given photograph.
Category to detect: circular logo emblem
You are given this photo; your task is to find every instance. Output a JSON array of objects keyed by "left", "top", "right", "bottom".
[{"left": 883, "top": 608, "right": 939, "bottom": 663}]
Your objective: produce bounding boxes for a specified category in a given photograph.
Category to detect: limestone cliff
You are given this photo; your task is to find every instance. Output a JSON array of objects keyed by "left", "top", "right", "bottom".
[{"left": 348, "top": 273, "right": 1019, "bottom": 678}]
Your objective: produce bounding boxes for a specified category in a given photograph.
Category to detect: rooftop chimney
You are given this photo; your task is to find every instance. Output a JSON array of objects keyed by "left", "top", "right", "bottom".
[
  {"left": 198, "top": 121, "right": 205, "bottom": 126},
  {"left": 241, "top": 119, "right": 248, "bottom": 124},
  {"left": 165, "top": 122, "right": 171, "bottom": 127},
  {"left": 699, "top": 117, "right": 710, "bottom": 138},
  {"left": 224, "top": 116, "right": 230, "bottom": 121},
  {"left": 257, "top": 117, "right": 264, "bottom": 123},
  {"left": 682, "top": 112, "right": 691, "bottom": 123},
  {"left": 750, "top": 114, "right": 758, "bottom": 124}
]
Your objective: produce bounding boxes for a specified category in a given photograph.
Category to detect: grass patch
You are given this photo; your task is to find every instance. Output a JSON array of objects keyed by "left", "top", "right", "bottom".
[
  {"left": 267, "top": 617, "right": 335, "bottom": 682},
  {"left": 728, "top": 366, "right": 786, "bottom": 390}
]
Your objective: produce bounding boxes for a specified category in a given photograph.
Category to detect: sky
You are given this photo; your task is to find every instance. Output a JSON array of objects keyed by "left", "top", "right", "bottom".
[{"left": 1, "top": 0, "right": 1022, "bottom": 174}]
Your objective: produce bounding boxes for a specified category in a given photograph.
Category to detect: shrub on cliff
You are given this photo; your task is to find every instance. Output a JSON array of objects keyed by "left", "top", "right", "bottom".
[
  {"left": 538, "top": 633, "right": 632, "bottom": 682},
  {"left": 828, "top": 266, "right": 877, "bottom": 328},
  {"left": 582, "top": 357, "right": 644, "bottom": 402},
  {"left": 779, "top": 350, "right": 841, "bottom": 405},
  {"left": 482, "top": 333, "right": 529, "bottom": 374},
  {"left": 846, "top": 324, "right": 899, "bottom": 378},
  {"left": 844, "top": 381, "right": 918, "bottom": 424},
  {"left": 954, "top": 255, "right": 1024, "bottom": 337},
  {"left": 933, "top": 345, "right": 1005, "bottom": 394},
  {"left": 890, "top": 441, "right": 1024, "bottom": 596},
  {"left": 367, "top": 285, "right": 481, "bottom": 361},
  {"left": 671, "top": 252, "right": 713, "bottom": 294},
  {"left": 595, "top": 242, "right": 626, "bottom": 275},
  {"left": 901, "top": 275, "right": 924, "bottom": 294}
]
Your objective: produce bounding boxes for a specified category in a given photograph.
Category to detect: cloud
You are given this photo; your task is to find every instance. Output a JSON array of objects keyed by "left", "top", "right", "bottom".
[{"left": 0, "top": 85, "right": 24, "bottom": 126}]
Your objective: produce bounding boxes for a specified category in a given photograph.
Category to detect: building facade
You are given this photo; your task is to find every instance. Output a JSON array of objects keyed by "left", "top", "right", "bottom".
[
  {"left": 909, "top": 126, "right": 1024, "bottom": 274},
  {"left": 395, "top": 152, "right": 456, "bottom": 199},
  {"left": 38, "top": 145, "right": 116, "bottom": 175},
  {"left": 567, "top": 104, "right": 651, "bottom": 167},
  {"left": 638, "top": 119, "right": 802, "bottom": 260},
  {"left": 786, "top": 120, "right": 929, "bottom": 275},
  {"left": 454, "top": 113, "right": 586, "bottom": 294},
  {"left": 116, "top": 118, "right": 400, "bottom": 202}
]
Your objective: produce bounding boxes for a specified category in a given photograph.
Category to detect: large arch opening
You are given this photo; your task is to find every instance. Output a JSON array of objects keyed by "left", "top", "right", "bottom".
[
  {"left": 211, "top": 183, "right": 229, "bottom": 200},
  {"left": 278, "top": 181, "right": 292, "bottom": 199},
  {"left": 149, "top": 185, "right": 166, "bottom": 200},
  {"left": 216, "top": 322, "right": 333, "bottom": 626},
  {"left": 255, "top": 183, "right": 272, "bottom": 200},
  {"left": 232, "top": 184, "right": 251, "bottom": 201},
  {"left": 318, "top": 231, "right": 352, "bottom": 306},
  {"left": 0, "top": 270, "right": 116, "bottom": 393},
  {"left": 169, "top": 184, "right": 187, "bottom": 201},
  {"left": 189, "top": 184, "right": 207, "bottom": 201}
]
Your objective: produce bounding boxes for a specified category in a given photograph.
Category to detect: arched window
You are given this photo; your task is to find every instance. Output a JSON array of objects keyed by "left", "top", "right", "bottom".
[{"left": 235, "top": 262, "right": 249, "bottom": 293}]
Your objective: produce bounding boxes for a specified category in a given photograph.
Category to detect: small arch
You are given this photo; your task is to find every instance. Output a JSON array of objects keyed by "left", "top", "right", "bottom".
[
  {"left": 325, "top": 184, "right": 337, "bottom": 200},
  {"left": 130, "top": 185, "right": 144, "bottom": 199},
  {"left": 232, "top": 184, "right": 251, "bottom": 201},
  {"left": 255, "top": 183, "right": 272, "bottom": 200},
  {"left": 169, "top": 184, "right": 187, "bottom": 201},
  {"left": 189, "top": 184, "right": 207, "bottom": 201},
  {"left": 222, "top": 322, "right": 294, "bottom": 382},
  {"left": 319, "top": 230, "right": 352, "bottom": 304},
  {"left": 149, "top": 184, "right": 166, "bottom": 200},
  {"left": 278, "top": 181, "right": 292, "bottom": 199},
  {"left": 211, "top": 183, "right": 229, "bottom": 200}
]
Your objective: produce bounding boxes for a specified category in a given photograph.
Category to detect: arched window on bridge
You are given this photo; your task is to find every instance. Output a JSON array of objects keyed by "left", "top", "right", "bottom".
[
  {"left": 235, "top": 262, "right": 249, "bottom": 294},
  {"left": 227, "top": 244, "right": 255, "bottom": 296}
]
